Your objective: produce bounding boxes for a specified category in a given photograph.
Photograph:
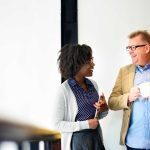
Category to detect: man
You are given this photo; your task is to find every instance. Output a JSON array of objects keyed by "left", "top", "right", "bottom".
[{"left": 108, "top": 30, "right": 150, "bottom": 150}]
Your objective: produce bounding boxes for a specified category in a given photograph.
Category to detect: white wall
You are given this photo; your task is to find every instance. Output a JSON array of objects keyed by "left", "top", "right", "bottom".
[
  {"left": 0, "top": 0, "right": 61, "bottom": 128},
  {"left": 78, "top": 0, "right": 150, "bottom": 150},
  {"left": 1, "top": 0, "right": 150, "bottom": 149}
]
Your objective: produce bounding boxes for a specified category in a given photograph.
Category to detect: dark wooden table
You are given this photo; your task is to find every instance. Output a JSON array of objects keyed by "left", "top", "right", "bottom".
[{"left": 0, "top": 119, "right": 61, "bottom": 150}]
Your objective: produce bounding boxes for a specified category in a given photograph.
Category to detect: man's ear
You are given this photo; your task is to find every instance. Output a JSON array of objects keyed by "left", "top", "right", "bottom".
[
  {"left": 146, "top": 49, "right": 150, "bottom": 53},
  {"left": 145, "top": 44, "right": 150, "bottom": 53}
]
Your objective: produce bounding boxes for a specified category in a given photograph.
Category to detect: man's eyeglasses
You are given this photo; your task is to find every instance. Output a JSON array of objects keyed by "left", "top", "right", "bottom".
[{"left": 126, "top": 44, "right": 147, "bottom": 52}]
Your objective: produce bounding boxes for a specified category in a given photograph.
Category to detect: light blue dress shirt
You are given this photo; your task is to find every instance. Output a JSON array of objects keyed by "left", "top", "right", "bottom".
[{"left": 126, "top": 64, "right": 150, "bottom": 149}]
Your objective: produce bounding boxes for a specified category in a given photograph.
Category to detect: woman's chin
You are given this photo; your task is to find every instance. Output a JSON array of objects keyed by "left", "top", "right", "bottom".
[{"left": 87, "top": 73, "right": 93, "bottom": 77}]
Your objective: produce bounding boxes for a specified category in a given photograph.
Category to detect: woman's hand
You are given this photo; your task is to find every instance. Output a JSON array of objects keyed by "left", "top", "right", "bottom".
[
  {"left": 88, "top": 118, "right": 99, "bottom": 129},
  {"left": 94, "top": 92, "right": 108, "bottom": 113}
]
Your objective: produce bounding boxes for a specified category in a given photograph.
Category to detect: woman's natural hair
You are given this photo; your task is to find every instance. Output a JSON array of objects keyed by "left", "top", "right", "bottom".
[
  {"left": 57, "top": 43, "right": 92, "bottom": 79},
  {"left": 128, "top": 30, "right": 150, "bottom": 44}
]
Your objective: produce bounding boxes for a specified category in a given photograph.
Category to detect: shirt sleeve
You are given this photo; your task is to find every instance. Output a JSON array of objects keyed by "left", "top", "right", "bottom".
[
  {"left": 52, "top": 85, "right": 89, "bottom": 133},
  {"left": 108, "top": 68, "right": 130, "bottom": 110}
]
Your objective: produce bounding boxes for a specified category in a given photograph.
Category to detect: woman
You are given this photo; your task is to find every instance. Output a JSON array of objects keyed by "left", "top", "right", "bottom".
[{"left": 53, "top": 44, "right": 108, "bottom": 150}]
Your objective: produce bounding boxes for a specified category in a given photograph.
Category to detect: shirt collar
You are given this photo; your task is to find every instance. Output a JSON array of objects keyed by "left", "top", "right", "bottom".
[
  {"left": 136, "top": 64, "right": 150, "bottom": 72},
  {"left": 68, "top": 78, "right": 93, "bottom": 87}
]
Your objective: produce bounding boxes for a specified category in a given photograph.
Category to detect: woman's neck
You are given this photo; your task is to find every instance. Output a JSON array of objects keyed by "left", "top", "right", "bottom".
[{"left": 74, "top": 76, "right": 88, "bottom": 91}]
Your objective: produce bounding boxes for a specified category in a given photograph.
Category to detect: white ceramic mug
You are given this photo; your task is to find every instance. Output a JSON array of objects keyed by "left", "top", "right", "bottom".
[{"left": 138, "top": 82, "right": 150, "bottom": 98}]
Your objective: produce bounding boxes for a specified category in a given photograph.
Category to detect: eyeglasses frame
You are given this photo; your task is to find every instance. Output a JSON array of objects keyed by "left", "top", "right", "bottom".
[{"left": 126, "top": 44, "right": 147, "bottom": 52}]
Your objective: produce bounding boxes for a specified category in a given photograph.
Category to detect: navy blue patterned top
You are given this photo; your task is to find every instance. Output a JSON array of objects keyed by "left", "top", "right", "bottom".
[{"left": 68, "top": 78, "right": 99, "bottom": 121}]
